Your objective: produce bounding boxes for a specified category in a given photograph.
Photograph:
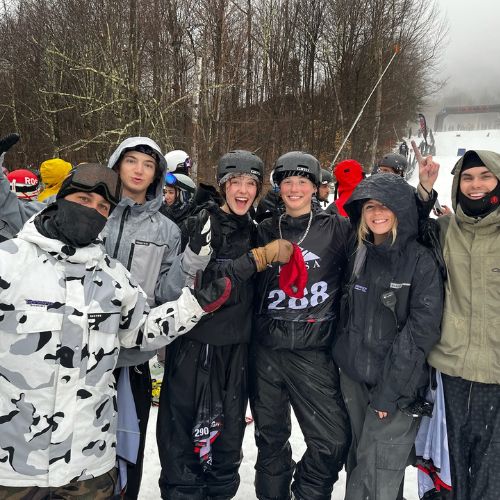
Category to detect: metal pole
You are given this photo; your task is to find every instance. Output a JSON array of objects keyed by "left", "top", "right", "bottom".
[{"left": 330, "top": 46, "right": 400, "bottom": 169}]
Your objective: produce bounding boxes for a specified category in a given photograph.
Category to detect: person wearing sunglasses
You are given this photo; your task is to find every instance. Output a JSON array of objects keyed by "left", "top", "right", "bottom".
[{"left": 0, "top": 162, "right": 232, "bottom": 499}]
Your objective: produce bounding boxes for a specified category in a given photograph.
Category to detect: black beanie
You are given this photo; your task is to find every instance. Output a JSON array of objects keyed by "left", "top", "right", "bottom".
[{"left": 460, "top": 151, "right": 485, "bottom": 173}]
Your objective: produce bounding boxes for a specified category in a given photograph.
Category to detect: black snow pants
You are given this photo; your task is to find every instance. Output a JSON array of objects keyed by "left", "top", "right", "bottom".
[
  {"left": 114, "top": 363, "right": 152, "bottom": 500},
  {"left": 157, "top": 337, "right": 248, "bottom": 500},
  {"left": 339, "top": 371, "right": 418, "bottom": 500},
  {"left": 442, "top": 374, "right": 500, "bottom": 500},
  {"left": 249, "top": 343, "right": 349, "bottom": 500}
]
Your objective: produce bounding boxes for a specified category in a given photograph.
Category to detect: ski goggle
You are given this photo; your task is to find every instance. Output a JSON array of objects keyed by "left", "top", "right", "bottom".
[
  {"left": 60, "top": 163, "right": 122, "bottom": 207},
  {"left": 165, "top": 171, "right": 178, "bottom": 185}
]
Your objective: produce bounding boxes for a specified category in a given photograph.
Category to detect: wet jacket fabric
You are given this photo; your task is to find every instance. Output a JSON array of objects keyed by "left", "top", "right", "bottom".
[
  {"left": 254, "top": 207, "right": 352, "bottom": 350},
  {"left": 428, "top": 150, "right": 500, "bottom": 384},
  {"left": 333, "top": 174, "right": 443, "bottom": 413},
  {"left": 182, "top": 195, "right": 258, "bottom": 345},
  {"left": 0, "top": 217, "right": 205, "bottom": 488},
  {"left": 104, "top": 137, "right": 181, "bottom": 307}
]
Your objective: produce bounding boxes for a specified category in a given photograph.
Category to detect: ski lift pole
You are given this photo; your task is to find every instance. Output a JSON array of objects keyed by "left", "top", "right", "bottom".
[{"left": 330, "top": 45, "right": 400, "bottom": 168}]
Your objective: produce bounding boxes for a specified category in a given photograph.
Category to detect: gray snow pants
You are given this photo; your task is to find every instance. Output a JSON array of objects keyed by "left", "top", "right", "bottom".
[{"left": 340, "top": 371, "right": 419, "bottom": 500}]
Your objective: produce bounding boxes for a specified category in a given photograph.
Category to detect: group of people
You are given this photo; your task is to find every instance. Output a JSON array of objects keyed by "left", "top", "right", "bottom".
[{"left": 0, "top": 131, "right": 499, "bottom": 500}]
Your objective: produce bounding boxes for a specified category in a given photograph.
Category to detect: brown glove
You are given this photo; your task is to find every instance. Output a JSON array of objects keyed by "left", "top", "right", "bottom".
[{"left": 251, "top": 239, "right": 293, "bottom": 272}]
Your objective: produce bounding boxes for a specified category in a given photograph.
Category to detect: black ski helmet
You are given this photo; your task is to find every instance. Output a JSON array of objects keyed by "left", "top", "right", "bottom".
[
  {"left": 320, "top": 168, "right": 334, "bottom": 185},
  {"left": 374, "top": 153, "right": 408, "bottom": 176},
  {"left": 217, "top": 150, "right": 264, "bottom": 186},
  {"left": 272, "top": 151, "right": 321, "bottom": 186}
]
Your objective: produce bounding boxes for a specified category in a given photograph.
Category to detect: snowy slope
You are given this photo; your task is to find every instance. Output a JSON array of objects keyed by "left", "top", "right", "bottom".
[{"left": 140, "top": 129, "right": 500, "bottom": 500}]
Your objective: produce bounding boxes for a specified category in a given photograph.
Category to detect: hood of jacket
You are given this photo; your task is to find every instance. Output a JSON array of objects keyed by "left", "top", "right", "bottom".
[
  {"left": 450, "top": 149, "right": 500, "bottom": 212},
  {"left": 17, "top": 213, "right": 105, "bottom": 265},
  {"left": 334, "top": 159, "right": 364, "bottom": 191},
  {"left": 344, "top": 173, "right": 418, "bottom": 251},
  {"left": 107, "top": 136, "right": 167, "bottom": 213},
  {"left": 38, "top": 158, "right": 73, "bottom": 201}
]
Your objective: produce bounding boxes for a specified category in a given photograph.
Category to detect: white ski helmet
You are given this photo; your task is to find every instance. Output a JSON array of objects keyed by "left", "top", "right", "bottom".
[{"left": 165, "top": 149, "right": 191, "bottom": 173}]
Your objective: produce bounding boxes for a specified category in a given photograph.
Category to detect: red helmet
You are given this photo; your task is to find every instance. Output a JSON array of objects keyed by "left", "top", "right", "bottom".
[{"left": 7, "top": 169, "right": 40, "bottom": 200}]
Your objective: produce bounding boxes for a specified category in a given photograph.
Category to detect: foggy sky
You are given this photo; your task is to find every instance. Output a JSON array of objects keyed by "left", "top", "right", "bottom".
[{"left": 437, "top": 0, "right": 500, "bottom": 103}]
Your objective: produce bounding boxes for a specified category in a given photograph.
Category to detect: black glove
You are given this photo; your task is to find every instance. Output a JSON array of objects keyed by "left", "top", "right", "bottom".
[
  {"left": 188, "top": 209, "right": 211, "bottom": 256},
  {"left": 193, "top": 276, "right": 232, "bottom": 313},
  {"left": 0, "top": 133, "right": 20, "bottom": 155},
  {"left": 400, "top": 398, "right": 434, "bottom": 418}
]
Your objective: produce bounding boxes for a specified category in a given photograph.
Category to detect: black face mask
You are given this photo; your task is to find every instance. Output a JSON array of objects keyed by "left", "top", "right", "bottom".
[
  {"left": 457, "top": 180, "right": 500, "bottom": 218},
  {"left": 35, "top": 198, "right": 107, "bottom": 248}
]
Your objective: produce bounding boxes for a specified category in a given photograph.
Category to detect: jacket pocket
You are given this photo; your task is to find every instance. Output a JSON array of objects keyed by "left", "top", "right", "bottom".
[
  {"left": 128, "top": 240, "right": 166, "bottom": 301},
  {"left": 86, "top": 311, "right": 121, "bottom": 387},
  {"left": 376, "top": 441, "right": 411, "bottom": 471}
]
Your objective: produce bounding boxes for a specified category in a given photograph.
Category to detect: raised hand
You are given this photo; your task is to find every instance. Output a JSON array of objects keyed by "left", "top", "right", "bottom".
[
  {"left": 411, "top": 140, "right": 439, "bottom": 194},
  {"left": 188, "top": 209, "right": 211, "bottom": 256},
  {"left": 0, "top": 133, "right": 20, "bottom": 155}
]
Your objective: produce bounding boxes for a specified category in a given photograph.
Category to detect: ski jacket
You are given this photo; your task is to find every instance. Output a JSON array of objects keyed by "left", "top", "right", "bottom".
[
  {"left": 182, "top": 194, "right": 258, "bottom": 345},
  {"left": 0, "top": 217, "right": 204, "bottom": 487},
  {"left": 333, "top": 175, "right": 443, "bottom": 413},
  {"left": 104, "top": 137, "right": 181, "bottom": 307},
  {"left": 428, "top": 150, "right": 500, "bottom": 384},
  {"left": 254, "top": 206, "right": 352, "bottom": 350},
  {"left": 0, "top": 167, "right": 42, "bottom": 233}
]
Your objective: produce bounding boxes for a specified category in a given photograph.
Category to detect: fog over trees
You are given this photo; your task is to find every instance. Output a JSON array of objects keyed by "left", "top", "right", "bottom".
[{"left": 0, "top": 0, "right": 446, "bottom": 179}]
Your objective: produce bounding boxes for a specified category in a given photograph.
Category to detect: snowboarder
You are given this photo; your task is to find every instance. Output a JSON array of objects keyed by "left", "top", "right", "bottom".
[
  {"left": 250, "top": 151, "right": 351, "bottom": 500},
  {"left": 157, "top": 149, "right": 293, "bottom": 500},
  {"left": 0, "top": 163, "right": 230, "bottom": 498},
  {"left": 333, "top": 173, "right": 443, "bottom": 500}
]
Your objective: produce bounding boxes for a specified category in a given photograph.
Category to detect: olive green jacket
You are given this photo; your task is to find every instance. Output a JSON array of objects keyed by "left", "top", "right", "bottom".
[{"left": 428, "top": 150, "right": 500, "bottom": 383}]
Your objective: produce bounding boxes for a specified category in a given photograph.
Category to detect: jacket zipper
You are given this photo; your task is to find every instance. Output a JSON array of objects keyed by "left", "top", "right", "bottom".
[{"left": 112, "top": 207, "right": 130, "bottom": 259}]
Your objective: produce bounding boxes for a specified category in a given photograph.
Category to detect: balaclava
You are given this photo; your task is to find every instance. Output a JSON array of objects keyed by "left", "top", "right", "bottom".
[{"left": 457, "top": 152, "right": 500, "bottom": 218}]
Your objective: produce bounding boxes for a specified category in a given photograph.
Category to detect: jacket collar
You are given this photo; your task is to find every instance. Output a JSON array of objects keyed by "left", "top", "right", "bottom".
[{"left": 17, "top": 217, "right": 105, "bottom": 265}]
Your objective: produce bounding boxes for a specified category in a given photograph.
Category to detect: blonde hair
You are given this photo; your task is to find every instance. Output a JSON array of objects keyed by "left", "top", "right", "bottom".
[{"left": 357, "top": 207, "right": 398, "bottom": 248}]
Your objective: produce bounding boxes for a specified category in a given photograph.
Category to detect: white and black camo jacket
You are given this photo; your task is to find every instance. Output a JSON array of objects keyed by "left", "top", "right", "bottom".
[{"left": 0, "top": 218, "right": 204, "bottom": 487}]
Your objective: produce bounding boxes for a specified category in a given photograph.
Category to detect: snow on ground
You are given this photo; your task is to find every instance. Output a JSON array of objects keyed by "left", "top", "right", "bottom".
[
  {"left": 140, "top": 406, "right": 418, "bottom": 499},
  {"left": 140, "top": 129, "right": 500, "bottom": 499}
]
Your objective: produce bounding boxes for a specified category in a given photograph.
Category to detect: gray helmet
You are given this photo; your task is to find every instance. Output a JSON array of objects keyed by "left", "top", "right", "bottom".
[
  {"left": 272, "top": 151, "right": 321, "bottom": 186},
  {"left": 374, "top": 152, "right": 408, "bottom": 176},
  {"left": 217, "top": 150, "right": 264, "bottom": 185},
  {"left": 320, "top": 168, "right": 333, "bottom": 184}
]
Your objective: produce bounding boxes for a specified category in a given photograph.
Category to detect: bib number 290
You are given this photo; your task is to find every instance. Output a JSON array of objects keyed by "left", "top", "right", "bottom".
[{"left": 267, "top": 281, "right": 329, "bottom": 310}]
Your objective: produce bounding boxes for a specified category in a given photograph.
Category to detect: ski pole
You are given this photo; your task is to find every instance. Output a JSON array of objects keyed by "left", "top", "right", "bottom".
[{"left": 331, "top": 45, "right": 400, "bottom": 168}]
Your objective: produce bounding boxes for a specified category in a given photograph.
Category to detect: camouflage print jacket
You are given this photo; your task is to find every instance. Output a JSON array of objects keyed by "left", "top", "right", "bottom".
[{"left": 0, "top": 218, "right": 205, "bottom": 487}]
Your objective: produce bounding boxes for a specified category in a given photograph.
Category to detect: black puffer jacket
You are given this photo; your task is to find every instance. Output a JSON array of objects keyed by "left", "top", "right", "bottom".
[
  {"left": 255, "top": 206, "right": 352, "bottom": 350},
  {"left": 333, "top": 174, "right": 443, "bottom": 413},
  {"left": 182, "top": 188, "right": 258, "bottom": 345}
]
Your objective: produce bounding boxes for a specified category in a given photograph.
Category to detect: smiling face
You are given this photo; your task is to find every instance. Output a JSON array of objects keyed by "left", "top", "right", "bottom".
[
  {"left": 118, "top": 150, "right": 157, "bottom": 203},
  {"left": 279, "top": 175, "right": 316, "bottom": 216},
  {"left": 460, "top": 166, "right": 498, "bottom": 200},
  {"left": 362, "top": 199, "right": 396, "bottom": 245},
  {"left": 221, "top": 175, "right": 258, "bottom": 215}
]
